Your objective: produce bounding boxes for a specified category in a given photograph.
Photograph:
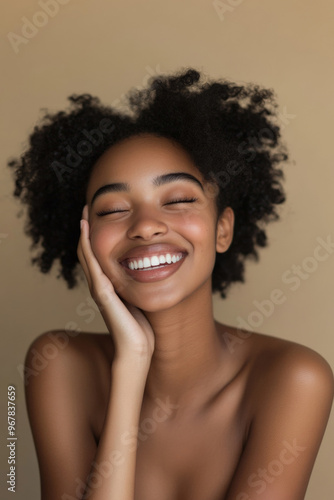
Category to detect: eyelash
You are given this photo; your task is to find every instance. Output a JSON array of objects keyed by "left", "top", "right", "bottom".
[
  {"left": 96, "top": 209, "right": 127, "bottom": 216},
  {"left": 165, "top": 197, "right": 198, "bottom": 205},
  {"left": 96, "top": 198, "right": 198, "bottom": 216}
]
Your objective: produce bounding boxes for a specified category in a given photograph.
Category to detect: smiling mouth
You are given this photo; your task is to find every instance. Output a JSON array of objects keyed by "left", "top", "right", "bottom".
[{"left": 125, "top": 253, "right": 184, "bottom": 271}]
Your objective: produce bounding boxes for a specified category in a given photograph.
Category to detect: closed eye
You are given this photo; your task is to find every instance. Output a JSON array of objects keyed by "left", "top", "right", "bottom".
[
  {"left": 96, "top": 198, "right": 198, "bottom": 216},
  {"left": 165, "top": 197, "right": 198, "bottom": 205},
  {"left": 96, "top": 209, "right": 128, "bottom": 216}
]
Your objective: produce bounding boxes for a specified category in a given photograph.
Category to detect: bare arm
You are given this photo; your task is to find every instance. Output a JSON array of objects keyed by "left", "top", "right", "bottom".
[
  {"left": 25, "top": 334, "right": 150, "bottom": 500},
  {"left": 84, "top": 356, "right": 150, "bottom": 499},
  {"left": 76, "top": 206, "right": 155, "bottom": 499}
]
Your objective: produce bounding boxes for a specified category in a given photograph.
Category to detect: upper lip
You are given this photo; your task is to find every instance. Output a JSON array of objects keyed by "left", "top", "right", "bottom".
[{"left": 119, "top": 243, "right": 188, "bottom": 263}]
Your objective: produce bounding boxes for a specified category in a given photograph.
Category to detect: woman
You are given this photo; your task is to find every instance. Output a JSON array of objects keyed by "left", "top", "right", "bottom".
[{"left": 9, "top": 69, "right": 333, "bottom": 500}]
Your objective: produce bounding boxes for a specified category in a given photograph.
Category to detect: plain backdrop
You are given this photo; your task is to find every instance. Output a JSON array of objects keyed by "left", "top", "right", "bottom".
[{"left": 1, "top": 1, "right": 333, "bottom": 499}]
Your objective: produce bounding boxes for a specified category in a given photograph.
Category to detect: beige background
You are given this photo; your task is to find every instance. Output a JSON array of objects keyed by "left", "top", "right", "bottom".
[{"left": 1, "top": 0, "right": 333, "bottom": 498}]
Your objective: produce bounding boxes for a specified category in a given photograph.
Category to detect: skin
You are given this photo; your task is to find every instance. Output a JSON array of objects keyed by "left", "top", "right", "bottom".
[{"left": 25, "top": 134, "right": 334, "bottom": 500}]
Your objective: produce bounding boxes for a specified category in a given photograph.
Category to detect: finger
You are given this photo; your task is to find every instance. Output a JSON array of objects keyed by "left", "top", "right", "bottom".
[
  {"left": 80, "top": 205, "right": 108, "bottom": 278},
  {"left": 79, "top": 218, "right": 115, "bottom": 295},
  {"left": 79, "top": 219, "right": 103, "bottom": 276},
  {"left": 77, "top": 219, "right": 92, "bottom": 288},
  {"left": 77, "top": 205, "right": 91, "bottom": 278},
  {"left": 82, "top": 204, "right": 88, "bottom": 221}
]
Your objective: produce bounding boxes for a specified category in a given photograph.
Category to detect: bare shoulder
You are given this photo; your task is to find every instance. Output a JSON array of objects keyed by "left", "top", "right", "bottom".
[
  {"left": 25, "top": 329, "right": 114, "bottom": 374},
  {"left": 24, "top": 329, "right": 114, "bottom": 410},
  {"left": 221, "top": 323, "right": 334, "bottom": 414},
  {"left": 24, "top": 330, "right": 114, "bottom": 499},
  {"left": 249, "top": 331, "right": 334, "bottom": 400}
]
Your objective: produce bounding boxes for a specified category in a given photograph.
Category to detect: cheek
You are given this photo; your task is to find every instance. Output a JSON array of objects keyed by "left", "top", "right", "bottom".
[
  {"left": 179, "top": 212, "right": 216, "bottom": 246},
  {"left": 89, "top": 223, "right": 119, "bottom": 259}
]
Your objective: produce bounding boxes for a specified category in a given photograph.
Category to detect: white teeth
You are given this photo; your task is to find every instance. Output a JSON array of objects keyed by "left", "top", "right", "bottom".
[
  {"left": 143, "top": 257, "right": 151, "bottom": 268},
  {"left": 127, "top": 253, "right": 183, "bottom": 270},
  {"left": 151, "top": 256, "right": 160, "bottom": 266}
]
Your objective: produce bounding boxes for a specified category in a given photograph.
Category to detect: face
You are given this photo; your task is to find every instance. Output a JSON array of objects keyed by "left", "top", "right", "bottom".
[{"left": 85, "top": 134, "right": 234, "bottom": 312}]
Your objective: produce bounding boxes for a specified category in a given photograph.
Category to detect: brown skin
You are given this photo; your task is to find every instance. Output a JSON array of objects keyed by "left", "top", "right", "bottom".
[{"left": 25, "top": 135, "right": 334, "bottom": 500}]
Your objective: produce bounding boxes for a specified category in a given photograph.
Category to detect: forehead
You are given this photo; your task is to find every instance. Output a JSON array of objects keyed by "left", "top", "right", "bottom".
[{"left": 88, "top": 134, "right": 201, "bottom": 185}]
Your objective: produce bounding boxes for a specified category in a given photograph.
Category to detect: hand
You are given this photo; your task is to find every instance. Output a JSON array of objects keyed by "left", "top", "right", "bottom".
[{"left": 77, "top": 205, "right": 155, "bottom": 363}]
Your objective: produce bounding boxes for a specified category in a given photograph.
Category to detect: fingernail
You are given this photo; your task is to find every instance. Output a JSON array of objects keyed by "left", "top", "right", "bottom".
[{"left": 80, "top": 220, "right": 84, "bottom": 230}]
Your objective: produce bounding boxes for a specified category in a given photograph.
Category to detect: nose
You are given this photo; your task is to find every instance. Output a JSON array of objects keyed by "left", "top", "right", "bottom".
[{"left": 126, "top": 209, "right": 168, "bottom": 240}]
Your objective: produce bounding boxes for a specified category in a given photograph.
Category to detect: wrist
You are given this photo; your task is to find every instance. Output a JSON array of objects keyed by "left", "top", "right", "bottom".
[
  {"left": 112, "top": 352, "right": 152, "bottom": 374},
  {"left": 112, "top": 343, "right": 153, "bottom": 365}
]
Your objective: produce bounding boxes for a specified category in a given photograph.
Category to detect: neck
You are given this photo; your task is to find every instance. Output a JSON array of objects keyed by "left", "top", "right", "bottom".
[{"left": 142, "top": 280, "right": 227, "bottom": 408}]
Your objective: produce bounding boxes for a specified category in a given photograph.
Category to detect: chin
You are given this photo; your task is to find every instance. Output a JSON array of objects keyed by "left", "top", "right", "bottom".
[
  {"left": 116, "top": 285, "right": 186, "bottom": 313},
  {"left": 131, "top": 295, "right": 182, "bottom": 313}
]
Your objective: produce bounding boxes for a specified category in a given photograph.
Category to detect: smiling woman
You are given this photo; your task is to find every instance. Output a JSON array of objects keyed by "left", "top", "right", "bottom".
[
  {"left": 7, "top": 68, "right": 334, "bottom": 500},
  {"left": 83, "top": 133, "right": 232, "bottom": 311}
]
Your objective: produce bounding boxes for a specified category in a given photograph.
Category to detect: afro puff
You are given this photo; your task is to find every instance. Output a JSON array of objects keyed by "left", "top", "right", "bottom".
[{"left": 7, "top": 68, "right": 288, "bottom": 298}]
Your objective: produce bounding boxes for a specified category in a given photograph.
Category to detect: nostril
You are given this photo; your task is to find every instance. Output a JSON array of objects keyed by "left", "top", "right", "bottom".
[{"left": 127, "top": 219, "right": 168, "bottom": 240}]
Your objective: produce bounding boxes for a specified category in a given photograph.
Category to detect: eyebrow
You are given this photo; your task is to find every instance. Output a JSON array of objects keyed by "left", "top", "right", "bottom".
[{"left": 90, "top": 172, "right": 204, "bottom": 205}]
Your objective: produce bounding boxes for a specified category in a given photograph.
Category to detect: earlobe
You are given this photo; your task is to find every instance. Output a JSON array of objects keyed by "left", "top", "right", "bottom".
[{"left": 216, "top": 207, "right": 234, "bottom": 253}]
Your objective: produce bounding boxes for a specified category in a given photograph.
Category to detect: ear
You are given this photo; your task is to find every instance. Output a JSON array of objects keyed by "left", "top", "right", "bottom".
[{"left": 216, "top": 207, "right": 234, "bottom": 253}]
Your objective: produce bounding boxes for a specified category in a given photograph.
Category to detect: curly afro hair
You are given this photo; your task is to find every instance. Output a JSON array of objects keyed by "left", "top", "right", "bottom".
[{"left": 7, "top": 68, "right": 288, "bottom": 298}]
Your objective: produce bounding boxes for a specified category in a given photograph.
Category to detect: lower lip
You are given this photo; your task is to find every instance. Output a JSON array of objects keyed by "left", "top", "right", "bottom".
[{"left": 121, "top": 256, "right": 186, "bottom": 283}]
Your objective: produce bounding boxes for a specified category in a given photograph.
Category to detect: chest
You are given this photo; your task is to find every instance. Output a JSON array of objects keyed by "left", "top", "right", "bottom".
[
  {"left": 132, "top": 394, "right": 247, "bottom": 500},
  {"left": 91, "top": 339, "right": 251, "bottom": 500}
]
